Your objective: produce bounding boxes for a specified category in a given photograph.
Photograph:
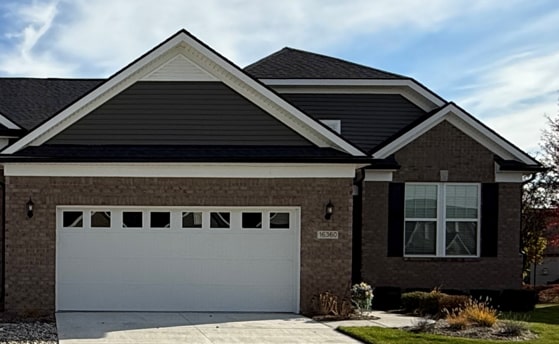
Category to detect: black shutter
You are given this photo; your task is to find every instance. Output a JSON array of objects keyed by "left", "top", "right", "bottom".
[
  {"left": 481, "top": 183, "right": 499, "bottom": 257},
  {"left": 387, "top": 183, "right": 405, "bottom": 257}
]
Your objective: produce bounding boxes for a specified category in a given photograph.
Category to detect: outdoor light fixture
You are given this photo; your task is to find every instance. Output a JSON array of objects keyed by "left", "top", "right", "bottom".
[
  {"left": 542, "top": 267, "right": 549, "bottom": 276},
  {"left": 26, "top": 198, "right": 34, "bottom": 218},
  {"left": 325, "top": 201, "right": 334, "bottom": 220}
]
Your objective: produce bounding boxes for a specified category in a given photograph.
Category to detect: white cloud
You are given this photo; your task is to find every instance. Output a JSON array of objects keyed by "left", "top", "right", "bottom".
[{"left": 0, "top": 0, "right": 511, "bottom": 76}]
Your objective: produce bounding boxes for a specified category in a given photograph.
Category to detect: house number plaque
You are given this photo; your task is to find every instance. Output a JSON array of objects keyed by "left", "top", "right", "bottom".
[{"left": 317, "top": 231, "right": 339, "bottom": 239}]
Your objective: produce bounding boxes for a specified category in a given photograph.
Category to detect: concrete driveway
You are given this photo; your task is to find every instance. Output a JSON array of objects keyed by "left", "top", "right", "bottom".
[{"left": 56, "top": 312, "right": 360, "bottom": 343}]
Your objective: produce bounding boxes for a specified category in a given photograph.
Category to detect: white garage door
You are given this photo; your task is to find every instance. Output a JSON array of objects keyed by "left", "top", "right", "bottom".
[{"left": 56, "top": 206, "right": 300, "bottom": 312}]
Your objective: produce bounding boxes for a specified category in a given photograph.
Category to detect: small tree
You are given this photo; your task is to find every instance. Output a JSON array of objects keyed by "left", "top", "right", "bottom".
[{"left": 522, "top": 102, "right": 559, "bottom": 284}]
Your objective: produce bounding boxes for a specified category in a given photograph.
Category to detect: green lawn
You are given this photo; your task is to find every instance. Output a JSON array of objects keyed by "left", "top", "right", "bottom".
[{"left": 339, "top": 304, "right": 559, "bottom": 344}]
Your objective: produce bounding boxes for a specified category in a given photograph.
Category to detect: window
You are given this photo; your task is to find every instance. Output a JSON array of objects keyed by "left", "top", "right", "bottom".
[
  {"left": 320, "top": 119, "right": 341, "bottom": 134},
  {"left": 270, "top": 212, "right": 290, "bottom": 229},
  {"left": 150, "top": 212, "right": 171, "bottom": 228},
  {"left": 210, "top": 212, "right": 230, "bottom": 229},
  {"left": 182, "top": 211, "right": 202, "bottom": 228},
  {"left": 91, "top": 211, "right": 111, "bottom": 228},
  {"left": 242, "top": 212, "right": 262, "bottom": 229},
  {"left": 123, "top": 211, "right": 143, "bottom": 228},
  {"left": 404, "top": 184, "right": 479, "bottom": 257},
  {"left": 63, "top": 211, "right": 83, "bottom": 228}
]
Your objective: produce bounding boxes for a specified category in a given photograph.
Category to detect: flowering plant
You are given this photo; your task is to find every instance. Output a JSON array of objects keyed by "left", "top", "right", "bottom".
[{"left": 351, "top": 282, "right": 374, "bottom": 312}]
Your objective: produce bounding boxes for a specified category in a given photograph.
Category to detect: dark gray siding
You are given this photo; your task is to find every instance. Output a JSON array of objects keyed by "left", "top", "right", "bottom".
[
  {"left": 282, "top": 93, "right": 427, "bottom": 152},
  {"left": 48, "top": 82, "right": 312, "bottom": 146}
]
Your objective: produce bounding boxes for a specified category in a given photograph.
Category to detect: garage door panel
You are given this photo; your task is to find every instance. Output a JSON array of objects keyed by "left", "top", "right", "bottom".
[
  {"left": 58, "top": 281, "right": 295, "bottom": 312},
  {"left": 56, "top": 207, "right": 299, "bottom": 312},
  {"left": 59, "top": 257, "right": 294, "bottom": 286}
]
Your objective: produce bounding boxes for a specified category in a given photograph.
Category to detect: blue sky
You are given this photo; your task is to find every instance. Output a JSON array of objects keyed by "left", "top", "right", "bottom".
[{"left": 0, "top": 0, "right": 557, "bottom": 155}]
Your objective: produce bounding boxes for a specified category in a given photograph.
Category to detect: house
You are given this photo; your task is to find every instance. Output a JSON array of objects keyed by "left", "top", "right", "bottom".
[{"left": 0, "top": 29, "right": 542, "bottom": 314}]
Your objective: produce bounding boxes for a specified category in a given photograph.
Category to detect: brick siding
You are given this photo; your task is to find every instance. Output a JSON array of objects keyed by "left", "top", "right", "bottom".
[
  {"left": 362, "top": 121, "right": 523, "bottom": 290},
  {"left": 4, "top": 177, "right": 353, "bottom": 313}
]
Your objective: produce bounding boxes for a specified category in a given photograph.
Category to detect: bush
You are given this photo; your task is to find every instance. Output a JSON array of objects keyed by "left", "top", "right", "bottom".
[
  {"left": 470, "top": 289, "right": 501, "bottom": 308},
  {"left": 311, "top": 291, "right": 353, "bottom": 317},
  {"left": 440, "top": 289, "right": 468, "bottom": 296},
  {"left": 461, "top": 298, "right": 498, "bottom": 327},
  {"left": 500, "top": 289, "right": 537, "bottom": 312},
  {"left": 539, "top": 285, "right": 559, "bottom": 303},
  {"left": 445, "top": 298, "right": 498, "bottom": 329},
  {"left": 438, "top": 294, "right": 469, "bottom": 314},
  {"left": 401, "top": 290, "right": 446, "bottom": 315},
  {"left": 351, "top": 282, "right": 374, "bottom": 312},
  {"left": 371, "top": 286, "right": 401, "bottom": 311}
]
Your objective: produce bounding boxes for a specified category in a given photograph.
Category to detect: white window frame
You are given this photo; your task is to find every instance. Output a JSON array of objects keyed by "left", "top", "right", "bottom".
[
  {"left": 57, "top": 206, "right": 296, "bottom": 232},
  {"left": 404, "top": 183, "right": 481, "bottom": 258}
]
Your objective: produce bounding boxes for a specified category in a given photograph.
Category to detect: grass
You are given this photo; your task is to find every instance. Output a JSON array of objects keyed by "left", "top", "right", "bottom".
[{"left": 339, "top": 304, "right": 559, "bottom": 344}]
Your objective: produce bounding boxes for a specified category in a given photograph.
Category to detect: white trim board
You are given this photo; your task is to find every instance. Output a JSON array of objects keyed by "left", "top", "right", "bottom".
[
  {"left": 261, "top": 79, "right": 445, "bottom": 112},
  {"left": 364, "top": 170, "right": 395, "bottom": 182},
  {"left": 3, "top": 163, "right": 362, "bottom": 178},
  {"left": 372, "top": 103, "right": 539, "bottom": 166},
  {"left": 0, "top": 114, "right": 21, "bottom": 130},
  {"left": 2, "top": 31, "right": 364, "bottom": 157}
]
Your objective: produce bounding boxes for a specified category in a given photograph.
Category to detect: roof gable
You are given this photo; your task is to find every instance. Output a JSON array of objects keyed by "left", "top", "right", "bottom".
[
  {"left": 245, "top": 47, "right": 404, "bottom": 79},
  {"left": 2, "top": 30, "right": 364, "bottom": 156},
  {"left": 372, "top": 102, "right": 541, "bottom": 167},
  {"left": 47, "top": 81, "right": 313, "bottom": 146}
]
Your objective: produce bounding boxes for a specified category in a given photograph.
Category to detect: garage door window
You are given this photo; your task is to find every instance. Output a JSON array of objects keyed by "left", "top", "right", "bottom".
[
  {"left": 150, "top": 212, "right": 171, "bottom": 228},
  {"left": 242, "top": 212, "right": 262, "bottom": 229},
  {"left": 123, "top": 211, "right": 143, "bottom": 228},
  {"left": 210, "top": 212, "right": 230, "bottom": 229},
  {"left": 91, "top": 211, "right": 111, "bottom": 228},
  {"left": 182, "top": 212, "right": 202, "bottom": 229},
  {"left": 270, "top": 212, "right": 290, "bottom": 229},
  {"left": 63, "top": 211, "right": 83, "bottom": 228}
]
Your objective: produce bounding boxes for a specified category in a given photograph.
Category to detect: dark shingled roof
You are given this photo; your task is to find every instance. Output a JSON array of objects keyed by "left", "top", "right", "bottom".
[
  {"left": 0, "top": 78, "right": 103, "bottom": 130},
  {"left": 244, "top": 47, "right": 405, "bottom": 79},
  {"left": 2, "top": 144, "right": 373, "bottom": 163}
]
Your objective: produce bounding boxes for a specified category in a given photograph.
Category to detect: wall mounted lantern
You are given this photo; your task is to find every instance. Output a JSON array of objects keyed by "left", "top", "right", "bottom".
[
  {"left": 26, "top": 198, "right": 34, "bottom": 218},
  {"left": 325, "top": 201, "right": 334, "bottom": 220}
]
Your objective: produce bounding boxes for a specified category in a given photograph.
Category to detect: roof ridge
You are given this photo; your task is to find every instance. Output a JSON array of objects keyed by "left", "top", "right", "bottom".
[
  {"left": 278, "top": 47, "right": 406, "bottom": 79},
  {"left": 243, "top": 47, "right": 292, "bottom": 71}
]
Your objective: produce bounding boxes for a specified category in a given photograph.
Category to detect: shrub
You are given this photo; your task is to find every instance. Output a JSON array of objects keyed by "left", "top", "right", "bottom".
[
  {"left": 438, "top": 294, "right": 469, "bottom": 314},
  {"left": 351, "top": 282, "right": 374, "bottom": 312},
  {"left": 440, "top": 289, "right": 468, "bottom": 296},
  {"left": 401, "top": 291, "right": 426, "bottom": 313},
  {"left": 539, "top": 285, "right": 559, "bottom": 303},
  {"left": 499, "top": 320, "right": 528, "bottom": 336},
  {"left": 401, "top": 290, "right": 446, "bottom": 315},
  {"left": 444, "top": 298, "right": 498, "bottom": 329},
  {"left": 312, "top": 291, "right": 338, "bottom": 316},
  {"left": 470, "top": 289, "right": 501, "bottom": 308},
  {"left": 371, "top": 286, "right": 401, "bottom": 310},
  {"left": 446, "top": 313, "right": 470, "bottom": 330},
  {"left": 461, "top": 298, "right": 498, "bottom": 327},
  {"left": 500, "top": 289, "right": 537, "bottom": 312}
]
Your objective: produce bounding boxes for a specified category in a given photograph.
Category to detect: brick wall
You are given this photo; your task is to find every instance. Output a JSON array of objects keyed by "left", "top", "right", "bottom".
[
  {"left": 4, "top": 177, "right": 353, "bottom": 313},
  {"left": 362, "top": 121, "right": 523, "bottom": 290}
]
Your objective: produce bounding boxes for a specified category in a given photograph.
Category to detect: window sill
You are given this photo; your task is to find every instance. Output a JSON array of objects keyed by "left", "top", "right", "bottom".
[{"left": 403, "top": 257, "right": 481, "bottom": 262}]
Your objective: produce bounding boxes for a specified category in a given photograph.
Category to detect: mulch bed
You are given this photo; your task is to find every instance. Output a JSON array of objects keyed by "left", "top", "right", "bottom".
[{"left": 404, "top": 319, "right": 538, "bottom": 341}]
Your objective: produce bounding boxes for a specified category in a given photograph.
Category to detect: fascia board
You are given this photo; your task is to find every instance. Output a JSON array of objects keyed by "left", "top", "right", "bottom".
[
  {"left": 0, "top": 112, "right": 22, "bottom": 130},
  {"left": 260, "top": 78, "right": 446, "bottom": 109}
]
